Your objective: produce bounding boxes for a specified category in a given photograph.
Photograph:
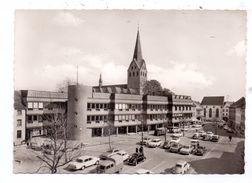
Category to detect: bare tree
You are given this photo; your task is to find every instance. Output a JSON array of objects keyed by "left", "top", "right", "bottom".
[
  {"left": 36, "top": 113, "right": 81, "bottom": 173},
  {"left": 103, "top": 121, "right": 115, "bottom": 151},
  {"left": 56, "top": 77, "right": 74, "bottom": 93}
]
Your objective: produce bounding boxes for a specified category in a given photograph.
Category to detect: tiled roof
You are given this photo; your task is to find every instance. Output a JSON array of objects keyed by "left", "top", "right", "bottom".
[
  {"left": 93, "top": 84, "right": 139, "bottom": 95},
  {"left": 201, "top": 96, "right": 224, "bottom": 106},
  {"left": 230, "top": 97, "right": 245, "bottom": 108},
  {"left": 26, "top": 90, "right": 67, "bottom": 99},
  {"left": 14, "top": 91, "right": 25, "bottom": 109}
]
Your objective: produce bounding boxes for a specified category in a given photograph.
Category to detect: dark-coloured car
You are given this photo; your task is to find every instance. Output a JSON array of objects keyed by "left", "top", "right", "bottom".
[
  {"left": 192, "top": 146, "right": 207, "bottom": 156},
  {"left": 127, "top": 153, "right": 146, "bottom": 166},
  {"left": 162, "top": 141, "right": 176, "bottom": 150},
  {"left": 169, "top": 143, "right": 183, "bottom": 153}
]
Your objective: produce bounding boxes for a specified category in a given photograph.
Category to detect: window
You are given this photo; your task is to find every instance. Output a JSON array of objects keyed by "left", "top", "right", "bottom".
[
  {"left": 33, "top": 102, "right": 38, "bottom": 109},
  {"left": 133, "top": 72, "right": 135, "bottom": 77},
  {"left": 17, "top": 110, "right": 22, "bottom": 115},
  {"left": 38, "top": 116, "right": 43, "bottom": 122},
  {"left": 204, "top": 108, "right": 206, "bottom": 117},
  {"left": 28, "top": 102, "right": 33, "bottom": 109},
  {"left": 17, "top": 130, "right": 22, "bottom": 139},
  {"left": 216, "top": 108, "right": 219, "bottom": 118},
  {"left": 87, "top": 116, "right": 91, "bottom": 123},
  {"left": 91, "top": 116, "right": 95, "bottom": 121},
  {"left": 209, "top": 108, "right": 212, "bottom": 118},
  {"left": 17, "top": 119, "right": 22, "bottom": 127},
  {"left": 87, "top": 103, "right": 91, "bottom": 109},
  {"left": 38, "top": 102, "right": 43, "bottom": 109},
  {"left": 28, "top": 116, "right": 32, "bottom": 123},
  {"left": 115, "top": 115, "right": 118, "bottom": 121},
  {"left": 136, "top": 71, "right": 138, "bottom": 76},
  {"left": 33, "top": 115, "right": 37, "bottom": 121},
  {"left": 129, "top": 72, "right": 131, "bottom": 77}
]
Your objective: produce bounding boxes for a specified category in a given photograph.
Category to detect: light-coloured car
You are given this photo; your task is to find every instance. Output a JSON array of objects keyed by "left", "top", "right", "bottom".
[
  {"left": 147, "top": 138, "right": 162, "bottom": 148},
  {"left": 100, "top": 148, "right": 121, "bottom": 159},
  {"left": 67, "top": 156, "right": 99, "bottom": 170},
  {"left": 192, "top": 133, "right": 200, "bottom": 139},
  {"left": 171, "top": 132, "right": 183, "bottom": 138},
  {"left": 223, "top": 125, "right": 229, "bottom": 130},
  {"left": 170, "top": 136, "right": 181, "bottom": 144},
  {"left": 180, "top": 145, "right": 194, "bottom": 155},
  {"left": 116, "top": 150, "right": 130, "bottom": 161},
  {"left": 172, "top": 160, "right": 190, "bottom": 174},
  {"left": 136, "top": 168, "right": 154, "bottom": 174},
  {"left": 139, "top": 137, "right": 152, "bottom": 145}
]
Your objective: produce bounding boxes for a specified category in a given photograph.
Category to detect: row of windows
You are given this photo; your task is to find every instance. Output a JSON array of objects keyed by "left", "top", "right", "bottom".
[
  {"left": 27, "top": 115, "right": 44, "bottom": 123},
  {"left": 87, "top": 115, "right": 110, "bottom": 123},
  {"left": 147, "top": 105, "right": 168, "bottom": 110},
  {"left": 204, "top": 106, "right": 223, "bottom": 109},
  {"left": 87, "top": 103, "right": 111, "bottom": 110},
  {"left": 148, "top": 114, "right": 167, "bottom": 121},
  {"left": 28, "top": 102, "right": 43, "bottom": 109},
  {"left": 174, "top": 105, "right": 192, "bottom": 111},
  {"left": 115, "top": 114, "right": 139, "bottom": 122},
  {"left": 115, "top": 103, "right": 142, "bottom": 110},
  {"left": 128, "top": 71, "right": 146, "bottom": 77},
  {"left": 173, "top": 116, "right": 192, "bottom": 120}
]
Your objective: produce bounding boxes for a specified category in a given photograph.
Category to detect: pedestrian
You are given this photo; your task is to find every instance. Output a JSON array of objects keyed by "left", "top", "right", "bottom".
[
  {"left": 139, "top": 146, "right": 143, "bottom": 154},
  {"left": 229, "top": 135, "right": 232, "bottom": 142},
  {"left": 136, "top": 147, "right": 138, "bottom": 153}
]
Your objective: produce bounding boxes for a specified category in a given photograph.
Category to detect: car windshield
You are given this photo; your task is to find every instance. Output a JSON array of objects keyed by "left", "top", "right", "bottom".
[
  {"left": 152, "top": 139, "right": 160, "bottom": 142},
  {"left": 183, "top": 146, "right": 190, "bottom": 149}
]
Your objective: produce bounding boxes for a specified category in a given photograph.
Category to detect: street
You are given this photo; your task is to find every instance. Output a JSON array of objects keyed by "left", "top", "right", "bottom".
[{"left": 13, "top": 122, "right": 244, "bottom": 174}]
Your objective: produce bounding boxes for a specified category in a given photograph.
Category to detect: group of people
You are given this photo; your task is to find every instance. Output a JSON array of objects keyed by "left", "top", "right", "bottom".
[{"left": 136, "top": 146, "right": 144, "bottom": 154}]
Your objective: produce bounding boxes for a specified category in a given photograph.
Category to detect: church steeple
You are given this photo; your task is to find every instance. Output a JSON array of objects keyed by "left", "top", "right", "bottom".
[
  {"left": 99, "top": 73, "right": 102, "bottom": 87},
  {"left": 133, "top": 27, "right": 143, "bottom": 62}
]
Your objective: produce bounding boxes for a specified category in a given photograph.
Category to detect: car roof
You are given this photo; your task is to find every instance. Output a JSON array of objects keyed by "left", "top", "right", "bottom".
[
  {"left": 152, "top": 138, "right": 161, "bottom": 141},
  {"left": 176, "top": 160, "right": 187, "bottom": 165},
  {"left": 78, "top": 155, "right": 93, "bottom": 160}
]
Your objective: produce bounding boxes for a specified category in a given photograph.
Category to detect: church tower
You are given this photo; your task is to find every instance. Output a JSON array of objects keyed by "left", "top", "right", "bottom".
[
  {"left": 99, "top": 73, "right": 103, "bottom": 87},
  {"left": 127, "top": 28, "right": 147, "bottom": 94}
]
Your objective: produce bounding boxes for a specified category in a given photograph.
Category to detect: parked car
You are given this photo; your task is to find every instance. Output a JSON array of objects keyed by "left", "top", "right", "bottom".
[
  {"left": 147, "top": 138, "right": 162, "bottom": 148},
  {"left": 227, "top": 128, "right": 234, "bottom": 133},
  {"left": 192, "top": 146, "right": 207, "bottom": 156},
  {"left": 169, "top": 143, "right": 183, "bottom": 153},
  {"left": 135, "top": 168, "right": 154, "bottom": 174},
  {"left": 67, "top": 155, "right": 99, "bottom": 170},
  {"left": 198, "top": 130, "right": 206, "bottom": 138},
  {"left": 190, "top": 139, "right": 200, "bottom": 148},
  {"left": 100, "top": 148, "right": 121, "bottom": 159},
  {"left": 223, "top": 125, "right": 229, "bottom": 130},
  {"left": 170, "top": 136, "right": 181, "bottom": 144},
  {"left": 192, "top": 133, "right": 200, "bottom": 139},
  {"left": 202, "top": 134, "right": 213, "bottom": 141},
  {"left": 163, "top": 141, "right": 176, "bottom": 150},
  {"left": 180, "top": 145, "right": 194, "bottom": 155},
  {"left": 127, "top": 152, "right": 146, "bottom": 166},
  {"left": 171, "top": 132, "right": 183, "bottom": 138},
  {"left": 211, "top": 135, "right": 219, "bottom": 142},
  {"left": 97, "top": 154, "right": 123, "bottom": 173},
  {"left": 116, "top": 150, "right": 130, "bottom": 162},
  {"left": 172, "top": 160, "right": 190, "bottom": 174},
  {"left": 139, "top": 137, "right": 152, "bottom": 145}
]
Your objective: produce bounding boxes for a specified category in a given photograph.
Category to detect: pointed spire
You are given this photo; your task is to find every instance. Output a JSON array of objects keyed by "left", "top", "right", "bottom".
[
  {"left": 133, "top": 26, "right": 143, "bottom": 62},
  {"left": 99, "top": 73, "right": 103, "bottom": 87}
]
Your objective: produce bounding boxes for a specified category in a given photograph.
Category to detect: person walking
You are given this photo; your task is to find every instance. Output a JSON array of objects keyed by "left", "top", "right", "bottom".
[
  {"left": 136, "top": 147, "right": 139, "bottom": 153},
  {"left": 229, "top": 135, "right": 232, "bottom": 142}
]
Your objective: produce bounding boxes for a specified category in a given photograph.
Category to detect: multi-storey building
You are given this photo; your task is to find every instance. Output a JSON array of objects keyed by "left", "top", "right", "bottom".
[
  {"left": 66, "top": 29, "right": 193, "bottom": 143},
  {"left": 13, "top": 90, "right": 67, "bottom": 144},
  {"left": 14, "top": 29, "right": 193, "bottom": 144},
  {"left": 201, "top": 96, "right": 224, "bottom": 121},
  {"left": 222, "top": 101, "right": 234, "bottom": 122},
  {"left": 191, "top": 101, "right": 204, "bottom": 122},
  {"left": 14, "top": 91, "right": 26, "bottom": 145},
  {"left": 229, "top": 97, "right": 245, "bottom": 135}
]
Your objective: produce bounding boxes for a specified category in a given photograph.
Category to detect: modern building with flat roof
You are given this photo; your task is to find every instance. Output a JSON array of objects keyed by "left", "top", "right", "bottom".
[{"left": 66, "top": 29, "right": 193, "bottom": 143}]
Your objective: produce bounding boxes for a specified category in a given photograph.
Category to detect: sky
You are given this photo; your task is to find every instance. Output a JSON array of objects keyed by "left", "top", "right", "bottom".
[{"left": 14, "top": 10, "right": 246, "bottom": 102}]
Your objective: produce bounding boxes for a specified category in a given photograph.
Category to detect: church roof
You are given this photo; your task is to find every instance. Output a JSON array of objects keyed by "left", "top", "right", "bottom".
[
  {"left": 201, "top": 96, "right": 224, "bottom": 106},
  {"left": 132, "top": 28, "right": 145, "bottom": 69}
]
